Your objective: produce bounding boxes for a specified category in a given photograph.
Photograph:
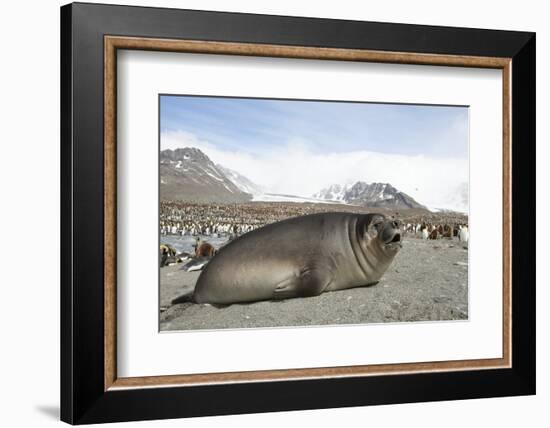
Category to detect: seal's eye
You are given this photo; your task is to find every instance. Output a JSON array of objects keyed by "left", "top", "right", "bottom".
[
  {"left": 371, "top": 216, "right": 385, "bottom": 231},
  {"left": 373, "top": 220, "right": 384, "bottom": 229},
  {"left": 367, "top": 219, "right": 384, "bottom": 238}
]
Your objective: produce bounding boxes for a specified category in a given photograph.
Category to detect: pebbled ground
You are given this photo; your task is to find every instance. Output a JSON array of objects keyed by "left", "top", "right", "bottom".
[{"left": 160, "top": 237, "right": 468, "bottom": 331}]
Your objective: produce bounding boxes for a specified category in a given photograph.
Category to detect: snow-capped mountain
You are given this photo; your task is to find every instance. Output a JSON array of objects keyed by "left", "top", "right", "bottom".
[
  {"left": 160, "top": 148, "right": 252, "bottom": 203},
  {"left": 313, "top": 181, "right": 426, "bottom": 209},
  {"left": 216, "top": 164, "right": 264, "bottom": 196},
  {"left": 312, "top": 184, "right": 349, "bottom": 202}
]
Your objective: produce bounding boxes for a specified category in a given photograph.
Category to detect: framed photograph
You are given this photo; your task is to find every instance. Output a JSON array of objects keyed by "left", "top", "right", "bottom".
[{"left": 60, "top": 2, "right": 535, "bottom": 424}]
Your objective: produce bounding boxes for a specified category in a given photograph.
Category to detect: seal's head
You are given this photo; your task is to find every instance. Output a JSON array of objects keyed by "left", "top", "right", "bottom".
[{"left": 366, "top": 214, "right": 403, "bottom": 255}]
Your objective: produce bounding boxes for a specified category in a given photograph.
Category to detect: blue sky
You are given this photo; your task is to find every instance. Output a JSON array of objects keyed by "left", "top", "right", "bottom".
[
  {"left": 160, "top": 95, "right": 469, "bottom": 211},
  {"left": 160, "top": 95, "right": 468, "bottom": 159}
]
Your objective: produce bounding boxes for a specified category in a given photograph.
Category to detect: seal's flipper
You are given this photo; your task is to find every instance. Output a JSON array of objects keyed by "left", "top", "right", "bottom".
[
  {"left": 273, "top": 278, "right": 300, "bottom": 299},
  {"left": 273, "top": 267, "right": 332, "bottom": 300}
]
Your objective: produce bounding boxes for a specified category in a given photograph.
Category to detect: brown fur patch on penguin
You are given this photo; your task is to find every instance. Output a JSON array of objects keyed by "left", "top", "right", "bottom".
[{"left": 196, "top": 242, "right": 216, "bottom": 257}]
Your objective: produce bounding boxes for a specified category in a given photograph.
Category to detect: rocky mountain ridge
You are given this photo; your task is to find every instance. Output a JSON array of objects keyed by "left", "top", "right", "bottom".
[{"left": 314, "top": 181, "right": 425, "bottom": 209}]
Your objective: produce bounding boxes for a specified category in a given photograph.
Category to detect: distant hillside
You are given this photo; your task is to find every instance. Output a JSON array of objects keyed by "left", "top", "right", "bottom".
[
  {"left": 216, "top": 164, "right": 264, "bottom": 196},
  {"left": 160, "top": 148, "right": 252, "bottom": 203}
]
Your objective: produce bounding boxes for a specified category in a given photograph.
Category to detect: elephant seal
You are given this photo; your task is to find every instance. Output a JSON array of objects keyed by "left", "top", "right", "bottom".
[{"left": 182, "top": 212, "right": 402, "bottom": 305}]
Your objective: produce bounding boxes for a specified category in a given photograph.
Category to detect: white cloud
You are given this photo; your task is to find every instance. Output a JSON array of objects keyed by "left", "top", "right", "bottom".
[{"left": 161, "top": 130, "right": 468, "bottom": 212}]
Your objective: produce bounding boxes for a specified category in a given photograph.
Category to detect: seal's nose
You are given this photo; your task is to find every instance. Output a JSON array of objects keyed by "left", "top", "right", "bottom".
[{"left": 380, "top": 220, "right": 400, "bottom": 243}]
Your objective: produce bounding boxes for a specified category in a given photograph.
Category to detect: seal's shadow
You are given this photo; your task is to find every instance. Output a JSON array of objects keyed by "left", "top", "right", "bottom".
[{"left": 171, "top": 281, "right": 381, "bottom": 310}]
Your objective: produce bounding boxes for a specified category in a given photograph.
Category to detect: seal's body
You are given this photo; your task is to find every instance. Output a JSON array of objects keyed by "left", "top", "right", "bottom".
[{"left": 191, "top": 212, "right": 402, "bottom": 305}]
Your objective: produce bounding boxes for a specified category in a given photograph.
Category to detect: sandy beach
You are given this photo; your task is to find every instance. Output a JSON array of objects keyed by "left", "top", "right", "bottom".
[{"left": 160, "top": 237, "right": 468, "bottom": 331}]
